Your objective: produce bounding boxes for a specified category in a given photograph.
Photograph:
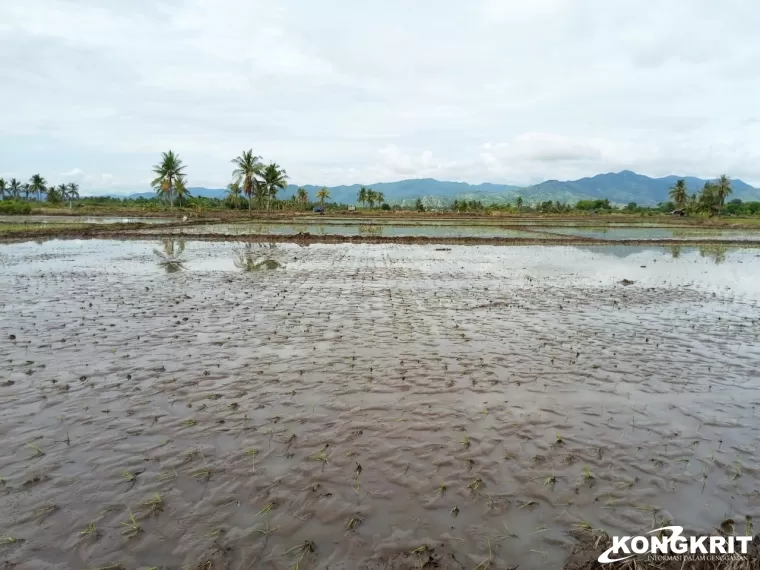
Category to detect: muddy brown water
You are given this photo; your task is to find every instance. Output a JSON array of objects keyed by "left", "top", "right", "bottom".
[{"left": 1, "top": 240, "right": 759, "bottom": 569}]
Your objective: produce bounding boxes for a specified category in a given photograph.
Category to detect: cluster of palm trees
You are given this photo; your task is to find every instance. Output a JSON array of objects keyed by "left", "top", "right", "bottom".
[
  {"left": 226, "top": 150, "right": 289, "bottom": 211},
  {"left": 356, "top": 187, "right": 385, "bottom": 208},
  {"left": 0, "top": 175, "right": 80, "bottom": 203},
  {"left": 669, "top": 175, "right": 733, "bottom": 215}
]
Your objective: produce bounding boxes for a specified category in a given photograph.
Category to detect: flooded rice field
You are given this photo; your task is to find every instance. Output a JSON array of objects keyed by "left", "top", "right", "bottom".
[
  {"left": 0, "top": 216, "right": 175, "bottom": 225},
  {"left": 1, "top": 240, "right": 759, "bottom": 569},
  {"left": 540, "top": 226, "right": 760, "bottom": 242},
  {"left": 145, "top": 223, "right": 559, "bottom": 239}
]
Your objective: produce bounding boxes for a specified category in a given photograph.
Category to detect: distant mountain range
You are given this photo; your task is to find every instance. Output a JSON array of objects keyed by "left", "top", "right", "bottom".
[{"left": 124, "top": 171, "right": 760, "bottom": 207}]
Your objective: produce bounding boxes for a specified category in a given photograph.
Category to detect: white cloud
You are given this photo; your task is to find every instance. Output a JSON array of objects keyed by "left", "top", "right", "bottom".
[{"left": 1, "top": 0, "right": 759, "bottom": 192}]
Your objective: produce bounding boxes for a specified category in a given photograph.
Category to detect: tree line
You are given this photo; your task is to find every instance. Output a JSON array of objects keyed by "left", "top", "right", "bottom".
[{"left": 0, "top": 175, "right": 80, "bottom": 203}]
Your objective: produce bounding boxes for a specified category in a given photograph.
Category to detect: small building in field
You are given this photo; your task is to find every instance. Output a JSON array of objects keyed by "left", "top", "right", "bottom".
[{"left": 348, "top": 205, "right": 356, "bottom": 211}]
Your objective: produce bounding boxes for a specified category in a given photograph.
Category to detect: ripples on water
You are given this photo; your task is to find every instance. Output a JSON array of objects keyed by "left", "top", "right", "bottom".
[{"left": 0, "top": 241, "right": 759, "bottom": 569}]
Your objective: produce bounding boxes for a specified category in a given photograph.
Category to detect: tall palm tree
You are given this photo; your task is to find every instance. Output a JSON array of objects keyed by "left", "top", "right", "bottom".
[
  {"left": 226, "top": 182, "right": 242, "bottom": 209},
  {"left": 174, "top": 177, "right": 191, "bottom": 207},
  {"left": 22, "top": 183, "right": 31, "bottom": 201},
  {"left": 231, "top": 150, "right": 264, "bottom": 211},
  {"left": 262, "top": 162, "right": 288, "bottom": 211},
  {"left": 715, "top": 174, "right": 732, "bottom": 213},
  {"left": 316, "top": 187, "right": 330, "bottom": 206},
  {"left": 45, "top": 185, "right": 63, "bottom": 203},
  {"left": 151, "top": 150, "right": 186, "bottom": 210},
  {"left": 516, "top": 196, "right": 523, "bottom": 211},
  {"left": 297, "top": 187, "right": 309, "bottom": 205},
  {"left": 366, "top": 189, "right": 377, "bottom": 208},
  {"left": 376, "top": 191, "right": 385, "bottom": 205},
  {"left": 669, "top": 179, "right": 688, "bottom": 209},
  {"left": 29, "top": 174, "right": 47, "bottom": 202},
  {"left": 9, "top": 179, "right": 21, "bottom": 200},
  {"left": 0, "top": 178, "right": 6, "bottom": 200},
  {"left": 66, "top": 182, "right": 80, "bottom": 200},
  {"left": 357, "top": 187, "right": 367, "bottom": 207}
]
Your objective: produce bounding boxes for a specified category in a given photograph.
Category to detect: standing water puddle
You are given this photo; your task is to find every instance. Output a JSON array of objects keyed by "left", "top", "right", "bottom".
[{"left": 1, "top": 240, "right": 759, "bottom": 569}]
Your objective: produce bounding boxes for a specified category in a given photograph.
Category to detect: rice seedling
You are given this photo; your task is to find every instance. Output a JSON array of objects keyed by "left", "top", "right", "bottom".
[
  {"left": 354, "top": 462, "right": 362, "bottom": 492},
  {"left": 203, "top": 528, "right": 224, "bottom": 538},
  {"left": 309, "top": 445, "right": 329, "bottom": 466},
  {"left": 450, "top": 505, "right": 459, "bottom": 517},
  {"left": 554, "top": 433, "right": 565, "bottom": 447},
  {"left": 583, "top": 466, "right": 595, "bottom": 487},
  {"left": 472, "top": 537, "right": 493, "bottom": 570},
  {"left": 497, "top": 523, "right": 519, "bottom": 540},
  {"left": 460, "top": 435, "right": 471, "bottom": 450},
  {"left": 345, "top": 514, "right": 362, "bottom": 531},
  {"left": 142, "top": 493, "right": 164, "bottom": 517},
  {"left": 182, "top": 418, "right": 197, "bottom": 427},
  {"left": 468, "top": 477, "right": 484, "bottom": 492},
  {"left": 543, "top": 472, "right": 558, "bottom": 491},
  {"left": 120, "top": 509, "right": 142, "bottom": 538},
  {"left": 518, "top": 500, "right": 539, "bottom": 510},
  {"left": 731, "top": 461, "right": 742, "bottom": 480},
  {"left": 33, "top": 503, "right": 57, "bottom": 520},
  {"left": 121, "top": 470, "right": 138, "bottom": 484},
  {"left": 254, "top": 520, "right": 279, "bottom": 537},
  {"left": 435, "top": 483, "right": 447, "bottom": 498},
  {"left": 285, "top": 540, "right": 316, "bottom": 570},
  {"left": 257, "top": 500, "right": 278, "bottom": 516},
  {"left": 2, "top": 536, "right": 23, "bottom": 544},
  {"left": 26, "top": 443, "right": 44, "bottom": 458},
  {"left": 190, "top": 468, "right": 211, "bottom": 484},
  {"left": 80, "top": 522, "right": 98, "bottom": 538},
  {"left": 157, "top": 468, "right": 178, "bottom": 482},
  {"left": 746, "top": 516, "right": 753, "bottom": 536}
]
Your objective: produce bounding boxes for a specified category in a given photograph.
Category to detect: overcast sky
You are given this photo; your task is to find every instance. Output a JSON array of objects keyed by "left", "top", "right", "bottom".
[{"left": 1, "top": 0, "right": 759, "bottom": 194}]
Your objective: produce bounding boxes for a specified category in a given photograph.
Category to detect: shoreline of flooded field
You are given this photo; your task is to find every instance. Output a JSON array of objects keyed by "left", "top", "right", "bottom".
[{"left": 1, "top": 241, "right": 759, "bottom": 569}]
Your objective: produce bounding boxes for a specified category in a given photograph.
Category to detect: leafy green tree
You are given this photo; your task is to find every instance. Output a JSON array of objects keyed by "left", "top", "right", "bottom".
[
  {"left": 415, "top": 197, "right": 425, "bottom": 212},
  {"left": 175, "top": 177, "right": 191, "bottom": 207},
  {"left": 0, "top": 178, "right": 6, "bottom": 200},
  {"left": 66, "top": 182, "right": 80, "bottom": 201},
  {"left": 357, "top": 186, "right": 367, "bottom": 207},
  {"left": 715, "top": 174, "right": 732, "bottom": 213},
  {"left": 316, "top": 187, "right": 330, "bottom": 206},
  {"left": 669, "top": 179, "right": 688, "bottom": 209},
  {"left": 29, "top": 174, "right": 47, "bottom": 202},
  {"left": 9, "top": 179, "right": 22, "bottom": 200},
  {"left": 151, "top": 151, "right": 186, "bottom": 209},
  {"left": 225, "top": 182, "right": 242, "bottom": 208},
  {"left": 516, "top": 196, "right": 523, "bottom": 211},
  {"left": 231, "top": 150, "right": 264, "bottom": 211},
  {"left": 297, "top": 187, "right": 309, "bottom": 205},
  {"left": 262, "top": 162, "right": 288, "bottom": 211}
]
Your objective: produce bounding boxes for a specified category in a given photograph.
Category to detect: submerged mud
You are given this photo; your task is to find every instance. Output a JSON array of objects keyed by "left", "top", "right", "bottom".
[{"left": 1, "top": 242, "right": 759, "bottom": 570}]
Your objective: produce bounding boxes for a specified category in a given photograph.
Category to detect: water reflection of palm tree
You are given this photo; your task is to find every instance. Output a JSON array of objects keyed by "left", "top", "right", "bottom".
[
  {"left": 154, "top": 238, "right": 187, "bottom": 273},
  {"left": 669, "top": 245, "right": 682, "bottom": 259},
  {"left": 233, "top": 243, "right": 283, "bottom": 272},
  {"left": 698, "top": 245, "right": 727, "bottom": 265}
]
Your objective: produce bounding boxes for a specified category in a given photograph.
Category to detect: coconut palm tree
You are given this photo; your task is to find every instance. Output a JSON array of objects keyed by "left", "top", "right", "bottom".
[
  {"left": 316, "top": 187, "right": 330, "bottom": 206},
  {"left": 66, "top": 182, "right": 80, "bottom": 200},
  {"left": 225, "top": 182, "right": 242, "bottom": 209},
  {"left": 9, "top": 179, "right": 21, "bottom": 200},
  {"left": 715, "top": 174, "right": 732, "bottom": 213},
  {"left": 376, "top": 191, "right": 385, "bottom": 205},
  {"left": 297, "top": 187, "right": 309, "bottom": 205},
  {"left": 151, "top": 150, "right": 186, "bottom": 210},
  {"left": 668, "top": 179, "right": 688, "bottom": 210},
  {"left": 366, "top": 189, "right": 377, "bottom": 208},
  {"left": 174, "top": 177, "right": 191, "bottom": 207},
  {"left": 29, "top": 174, "right": 47, "bottom": 202},
  {"left": 22, "top": 183, "right": 31, "bottom": 201},
  {"left": 46, "top": 185, "right": 63, "bottom": 203},
  {"left": 231, "top": 150, "right": 264, "bottom": 211},
  {"left": 262, "top": 162, "right": 288, "bottom": 211},
  {"left": 0, "top": 178, "right": 6, "bottom": 200},
  {"left": 357, "top": 187, "right": 367, "bottom": 207}
]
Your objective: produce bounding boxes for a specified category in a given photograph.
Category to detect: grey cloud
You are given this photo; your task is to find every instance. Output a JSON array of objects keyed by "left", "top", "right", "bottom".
[{"left": 1, "top": 0, "right": 759, "bottom": 191}]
